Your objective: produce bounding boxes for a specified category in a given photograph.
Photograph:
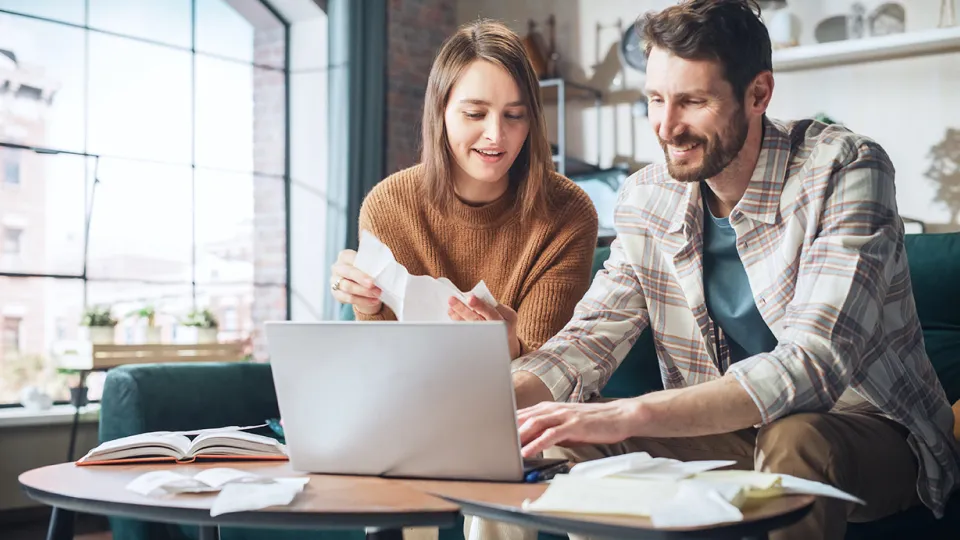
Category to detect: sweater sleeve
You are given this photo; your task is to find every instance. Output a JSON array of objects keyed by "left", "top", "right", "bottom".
[{"left": 514, "top": 205, "right": 599, "bottom": 354}]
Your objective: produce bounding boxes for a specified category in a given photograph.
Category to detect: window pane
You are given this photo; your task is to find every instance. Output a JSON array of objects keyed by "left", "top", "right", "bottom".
[
  {"left": 0, "top": 152, "right": 86, "bottom": 275},
  {"left": 0, "top": 13, "right": 86, "bottom": 153},
  {"left": 195, "top": 57, "right": 253, "bottom": 172},
  {"left": 0, "top": 0, "right": 85, "bottom": 25},
  {"left": 88, "top": 34, "right": 192, "bottom": 164},
  {"left": 87, "top": 280, "right": 192, "bottom": 346},
  {"left": 197, "top": 0, "right": 253, "bottom": 64},
  {"left": 196, "top": 0, "right": 285, "bottom": 68},
  {"left": 195, "top": 283, "right": 254, "bottom": 345},
  {"left": 89, "top": 0, "right": 191, "bottom": 48},
  {"left": 195, "top": 169, "right": 254, "bottom": 285},
  {"left": 0, "top": 277, "right": 83, "bottom": 404},
  {"left": 87, "top": 159, "right": 193, "bottom": 280}
]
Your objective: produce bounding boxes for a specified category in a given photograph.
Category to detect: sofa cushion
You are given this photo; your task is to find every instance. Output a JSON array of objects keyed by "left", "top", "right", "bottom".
[
  {"left": 99, "top": 362, "right": 280, "bottom": 444},
  {"left": 591, "top": 246, "right": 663, "bottom": 398},
  {"left": 905, "top": 233, "right": 960, "bottom": 403}
]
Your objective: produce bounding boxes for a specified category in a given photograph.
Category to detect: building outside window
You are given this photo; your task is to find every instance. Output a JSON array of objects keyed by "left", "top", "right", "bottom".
[
  {"left": 2, "top": 227, "right": 23, "bottom": 256},
  {"left": 3, "top": 148, "right": 20, "bottom": 186},
  {"left": 2, "top": 316, "right": 22, "bottom": 355},
  {"left": 0, "top": 1, "right": 330, "bottom": 406}
]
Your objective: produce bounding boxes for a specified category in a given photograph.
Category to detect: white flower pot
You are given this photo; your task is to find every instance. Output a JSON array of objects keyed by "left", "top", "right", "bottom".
[
  {"left": 144, "top": 327, "right": 162, "bottom": 344},
  {"left": 80, "top": 326, "right": 115, "bottom": 344},
  {"left": 197, "top": 328, "right": 218, "bottom": 344}
]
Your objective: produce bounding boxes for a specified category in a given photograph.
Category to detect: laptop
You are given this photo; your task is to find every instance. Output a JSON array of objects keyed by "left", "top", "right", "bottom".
[{"left": 264, "top": 321, "right": 565, "bottom": 482}]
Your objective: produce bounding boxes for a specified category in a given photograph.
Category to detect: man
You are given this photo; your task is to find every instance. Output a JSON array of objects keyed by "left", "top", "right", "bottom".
[{"left": 507, "top": 1, "right": 960, "bottom": 539}]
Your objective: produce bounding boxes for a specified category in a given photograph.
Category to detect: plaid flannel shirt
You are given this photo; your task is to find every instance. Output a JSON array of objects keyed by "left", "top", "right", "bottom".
[{"left": 514, "top": 118, "right": 960, "bottom": 515}]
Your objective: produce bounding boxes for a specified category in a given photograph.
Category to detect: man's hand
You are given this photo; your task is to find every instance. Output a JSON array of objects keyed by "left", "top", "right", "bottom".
[
  {"left": 515, "top": 376, "right": 763, "bottom": 458},
  {"left": 516, "top": 400, "right": 641, "bottom": 458}
]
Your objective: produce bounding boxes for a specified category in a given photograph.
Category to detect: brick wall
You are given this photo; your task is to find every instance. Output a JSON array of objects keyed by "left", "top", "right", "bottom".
[
  {"left": 385, "top": 0, "right": 457, "bottom": 175},
  {"left": 247, "top": 1, "right": 454, "bottom": 355},
  {"left": 252, "top": 27, "right": 287, "bottom": 360}
]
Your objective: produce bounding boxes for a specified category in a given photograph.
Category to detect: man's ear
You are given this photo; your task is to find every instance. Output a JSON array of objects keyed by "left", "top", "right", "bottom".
[{"left": 748, "top": 71, "right": 774, "bottom": 115}]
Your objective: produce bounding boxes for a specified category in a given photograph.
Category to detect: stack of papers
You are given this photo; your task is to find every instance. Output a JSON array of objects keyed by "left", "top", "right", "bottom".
[
  {"left": 354, "top": 231, "right": 497, "bottom": 321},
  {"left": 127, "top": 468, "right": 309, "bottom": 517},
  {"left": 521, "top": 452, "right": 863, "bottom": 528}
]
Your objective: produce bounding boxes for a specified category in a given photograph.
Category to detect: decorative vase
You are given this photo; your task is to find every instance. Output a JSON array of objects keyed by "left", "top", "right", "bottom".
[
  {"left": 80, "top": 325, "right": 114, "bottom": 344},
  {"left": 69, "top": 386, "right": 89, "bottom": 408},
  {"left": 768, "top": 8, "right": 802, "bottom": 48},
  {"left": 144, "top": 326, "right": 161, "bottom": 344},
  {"left": 197, "top": 328, "right": 218, "bottom": 344}
]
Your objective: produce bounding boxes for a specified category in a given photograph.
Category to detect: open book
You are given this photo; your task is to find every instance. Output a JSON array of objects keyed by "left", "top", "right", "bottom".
[{"left": 77, "top": 428, "right": 288, "bottom": 466}]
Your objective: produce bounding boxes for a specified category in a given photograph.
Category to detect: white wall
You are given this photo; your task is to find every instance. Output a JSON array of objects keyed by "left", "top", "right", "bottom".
[{"left": 457, "top": 0, "right": 960, "bottom": 230}]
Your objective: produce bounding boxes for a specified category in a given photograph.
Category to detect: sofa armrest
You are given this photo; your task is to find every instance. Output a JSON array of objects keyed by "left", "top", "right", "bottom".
[{"left": 98, "top": 362, "right": 279, "bottom": 443}]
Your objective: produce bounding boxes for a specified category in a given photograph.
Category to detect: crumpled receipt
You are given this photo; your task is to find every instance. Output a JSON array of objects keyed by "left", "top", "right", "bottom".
[
  {"left": 522, "top": 452, "right": 864, "bottom": 528},
  {"left": 353, "top": 231, "right": 497, "bottom": 321},
  {"left": 126, "top": 468, "right": 309, "bottom": 516}
]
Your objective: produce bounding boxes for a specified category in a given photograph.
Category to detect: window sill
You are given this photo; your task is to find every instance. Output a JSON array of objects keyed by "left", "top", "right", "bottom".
[{"left": 0, "top": 404, "right": 100, "bottom": 429}]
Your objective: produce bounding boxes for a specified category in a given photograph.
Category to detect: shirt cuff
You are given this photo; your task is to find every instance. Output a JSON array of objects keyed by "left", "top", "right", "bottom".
[
  {"left": 726, "top": 354, "right": 795, "bottom": 425},
  {"left": 511, "top": 350, "right": 582, "bottom": 403}
]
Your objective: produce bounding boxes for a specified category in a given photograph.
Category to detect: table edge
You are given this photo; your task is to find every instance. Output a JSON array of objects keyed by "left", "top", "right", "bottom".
[
  {"left": 438, "top": 494, "right": 815, "bottom": 539},
  {"left": 19, "top": 481, "right": 460, "bottom": 531}
]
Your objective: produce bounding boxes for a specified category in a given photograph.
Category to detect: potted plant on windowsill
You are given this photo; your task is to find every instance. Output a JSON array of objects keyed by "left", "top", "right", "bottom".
[
  {"left": 79, "top": 306, "right": 117, "bottom": 344},
  {"left": 128, "top": 306, "right": 161, "bottom": 344},
  {"left": 182, "top": 308, "right": 219, "bottom": 344}
]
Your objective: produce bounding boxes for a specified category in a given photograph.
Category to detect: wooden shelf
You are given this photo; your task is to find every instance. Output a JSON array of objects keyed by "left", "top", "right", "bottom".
[{"left": 773, "top": 26, "right": 960, "bottom": 72}]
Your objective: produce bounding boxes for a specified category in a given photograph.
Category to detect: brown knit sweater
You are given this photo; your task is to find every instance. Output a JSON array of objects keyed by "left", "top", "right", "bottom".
[{"left": 355, "top": 164, "right": 599, "bottom": 354}]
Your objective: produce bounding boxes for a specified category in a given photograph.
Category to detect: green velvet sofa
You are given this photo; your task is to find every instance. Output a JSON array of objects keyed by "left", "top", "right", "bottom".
[{"left": 99, "top": 233, "right": 960, "bottom": 540}]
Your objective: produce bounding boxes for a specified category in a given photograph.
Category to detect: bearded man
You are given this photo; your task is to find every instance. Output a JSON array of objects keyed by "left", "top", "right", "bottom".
[{"left": 501, "top": 1, "right": 960, "bottom": 539}]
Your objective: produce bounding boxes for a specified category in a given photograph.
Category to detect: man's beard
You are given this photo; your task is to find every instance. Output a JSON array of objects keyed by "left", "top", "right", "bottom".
[{"left": 659, "top": 110, "right": 749, "bottom": 183}]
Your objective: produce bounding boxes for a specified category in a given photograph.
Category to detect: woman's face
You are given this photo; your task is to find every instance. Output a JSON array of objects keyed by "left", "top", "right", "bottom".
[{"left": 443, "top": 60, "right": 530, "bottom": 192}]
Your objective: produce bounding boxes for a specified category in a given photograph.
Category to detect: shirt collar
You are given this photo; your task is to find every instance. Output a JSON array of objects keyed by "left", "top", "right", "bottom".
[{"left": 668, "top": 116, "right": 790, "bottom": 233}]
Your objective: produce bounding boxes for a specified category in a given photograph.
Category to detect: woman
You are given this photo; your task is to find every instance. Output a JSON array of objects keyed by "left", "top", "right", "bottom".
[{"left": 330, "top": 19, "right": 598, "bottom": 359}]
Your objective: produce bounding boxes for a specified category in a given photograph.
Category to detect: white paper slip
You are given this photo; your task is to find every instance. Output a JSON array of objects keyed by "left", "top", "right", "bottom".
[
  {"left": 193, "top": 468, "right": 268, "bottom": 489},
  {"left": 209, "top": 478, "right": 310, "bottom": 517},
  {"left": 649, "top": 483, "right": 745, "bottom": 528},
  {"left": 125, "top": 468, "right": 310, "bottom": 499},
  {"left": 569, "top": 452, "right": 736, "bottom": 480},
  {"left": 522, "top": 474, "right": 677, "bottom": 517},
  {"left": 692, "top": 470, "right": 865, "bottom": 504},
  {"left": 354, "top": 231, "right": 497, "bottom": 321},
  {"left": 126, "top": 470, "right": 202, "bottom": 497}
]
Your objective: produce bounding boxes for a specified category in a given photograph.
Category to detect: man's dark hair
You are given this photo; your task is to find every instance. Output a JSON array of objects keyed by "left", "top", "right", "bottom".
[{"left": 641, "top": 0, "right": 772, "bottom": 102}]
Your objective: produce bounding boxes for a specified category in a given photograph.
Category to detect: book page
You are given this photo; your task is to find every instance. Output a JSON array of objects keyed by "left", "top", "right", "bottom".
[
  {"left": 188, "top": 430, "right": 286, "bottom": 457},
  {"left": 78, "top": 432, "right": 191, "bottom": 463}
]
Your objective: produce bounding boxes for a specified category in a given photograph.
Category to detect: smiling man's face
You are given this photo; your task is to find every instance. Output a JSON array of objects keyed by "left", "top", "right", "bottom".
[{"left": 644, "top": 47, "right": 749, "bottom": 183}]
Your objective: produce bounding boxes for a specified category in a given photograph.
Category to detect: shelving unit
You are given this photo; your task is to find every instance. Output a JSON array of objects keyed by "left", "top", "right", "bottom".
[
  {"left": 773, "top": 25, "right": 960, "bottom": 72},
  {"left": 538, "top": 77, "right": 630, "bottom": 187}
]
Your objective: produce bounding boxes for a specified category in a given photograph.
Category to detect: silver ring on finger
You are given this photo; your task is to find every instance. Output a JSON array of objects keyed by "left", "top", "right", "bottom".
[{"left": 331, "top": 278, "right": 342, "bottom": 292}]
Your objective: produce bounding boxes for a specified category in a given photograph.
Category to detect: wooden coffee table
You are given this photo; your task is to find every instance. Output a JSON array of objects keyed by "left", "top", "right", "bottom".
[
  {"left": 404, "top": 479, "right": 815, "bottom": 540},
  {"left": 20, "top": 462, "right": 816, "bottom": 540},
  {"left": 19, "top": 462, "right": 459, "bottom": 540}
]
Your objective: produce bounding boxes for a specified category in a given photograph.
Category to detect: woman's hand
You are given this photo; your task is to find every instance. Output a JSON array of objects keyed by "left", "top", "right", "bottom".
[
  {"left": 330, "top": 249, "right": 383, "bottom": 315},
  {"left": 448, "top": 295, "right": 521, "bottom": 359}
]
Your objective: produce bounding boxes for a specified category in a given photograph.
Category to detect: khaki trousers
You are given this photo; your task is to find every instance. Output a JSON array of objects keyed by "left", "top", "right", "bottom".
[{"left": 463, "top": 410, "right": 921, "bottom": 540}]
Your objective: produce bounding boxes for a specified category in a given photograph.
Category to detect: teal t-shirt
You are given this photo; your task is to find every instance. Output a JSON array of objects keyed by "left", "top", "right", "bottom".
[{"left": 702, "top": 192, "right": 778, "bottom": 364}]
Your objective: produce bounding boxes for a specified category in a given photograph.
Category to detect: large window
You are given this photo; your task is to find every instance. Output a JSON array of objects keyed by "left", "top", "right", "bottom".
[{"left": 0, "top": 0, "right": 306, "bottom": 405}]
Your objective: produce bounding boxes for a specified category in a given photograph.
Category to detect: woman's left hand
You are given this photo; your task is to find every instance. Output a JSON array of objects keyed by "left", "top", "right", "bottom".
[{"left": 448, "top": 295, "right": 521, "bottom": 359}]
